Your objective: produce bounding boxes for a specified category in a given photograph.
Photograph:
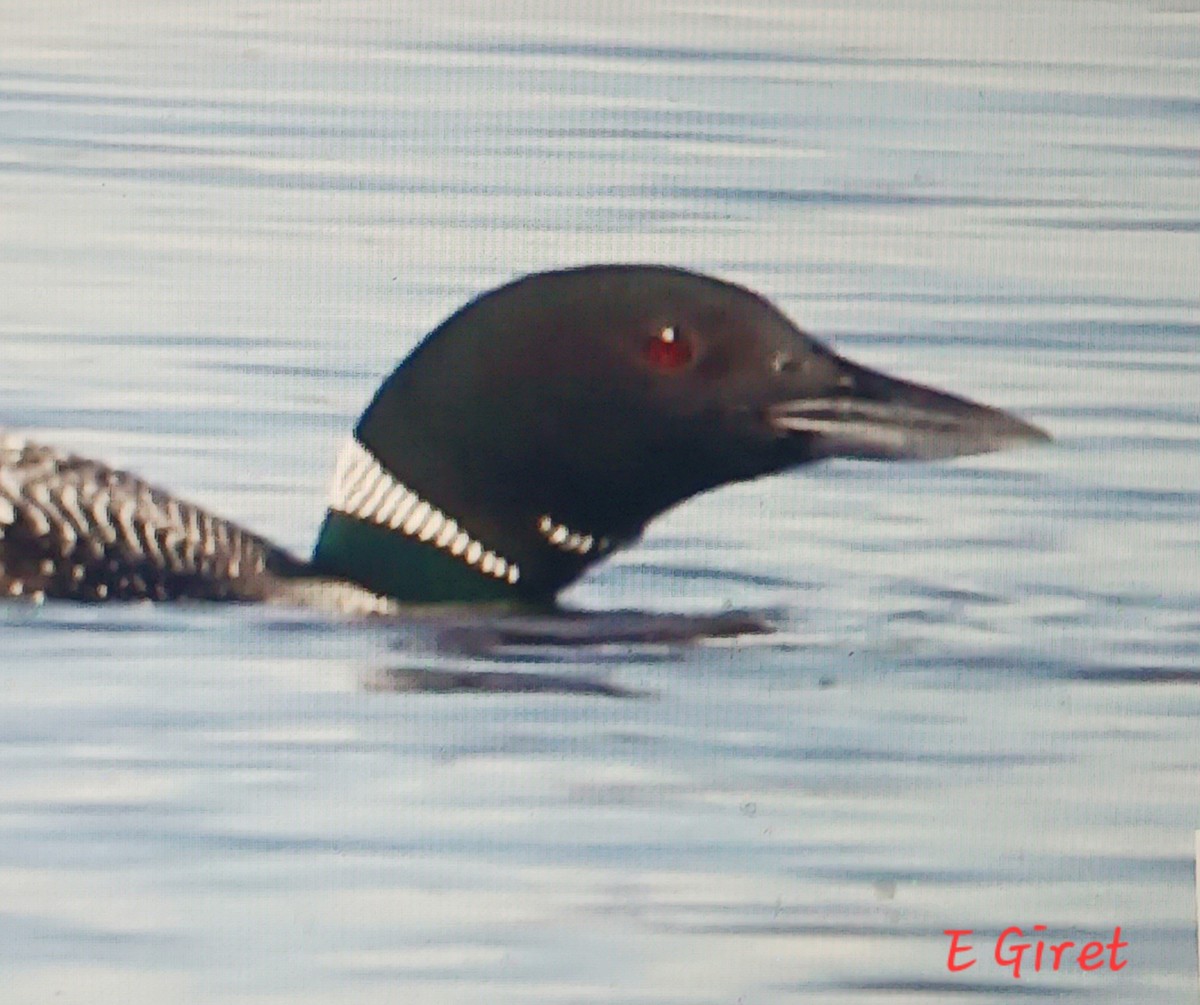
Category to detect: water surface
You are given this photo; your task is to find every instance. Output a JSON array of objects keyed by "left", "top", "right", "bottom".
[{"left": 2, "top": 2, "right": 1199, "bottom": 1002}]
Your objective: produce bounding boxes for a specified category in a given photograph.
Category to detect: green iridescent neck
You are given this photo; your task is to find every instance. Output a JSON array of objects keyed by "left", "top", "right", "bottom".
[{"left": 311, "top": 511, "right": 520, "bottom": 605}]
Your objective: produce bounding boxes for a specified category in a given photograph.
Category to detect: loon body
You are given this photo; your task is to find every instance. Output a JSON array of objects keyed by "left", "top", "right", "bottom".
[
  {"left": 0, "top": 265, "right": 1048, "bottom": 611},
  {"left": 0, "top": 437, "right": 393, "bottom": 613}
]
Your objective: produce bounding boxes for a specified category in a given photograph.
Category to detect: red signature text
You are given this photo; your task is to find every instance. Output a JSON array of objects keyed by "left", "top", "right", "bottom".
[{"left": 944, "top": 926, "right": 1128, "bottom": 978}]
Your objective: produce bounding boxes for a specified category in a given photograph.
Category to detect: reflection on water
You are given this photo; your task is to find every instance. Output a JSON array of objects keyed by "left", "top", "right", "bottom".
[{"left": 2, "top": 1, "right": 1199, "bottom": 1002}]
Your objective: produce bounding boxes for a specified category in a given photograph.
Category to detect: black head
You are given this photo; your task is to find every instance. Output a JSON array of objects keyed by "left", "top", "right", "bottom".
[{"left": 334, "top": 265, "right": 1047, "bottom": 601}]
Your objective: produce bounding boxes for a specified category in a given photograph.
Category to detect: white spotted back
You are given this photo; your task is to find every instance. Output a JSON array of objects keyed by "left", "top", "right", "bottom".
[{"left": 0, "top": 433, "right": 302, "bottom": 602}]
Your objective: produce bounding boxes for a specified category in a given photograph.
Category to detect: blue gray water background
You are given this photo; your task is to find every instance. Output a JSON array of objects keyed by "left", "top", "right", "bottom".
[{"left": 2, "top": 2, "right": 1199, "bottom": 1001}]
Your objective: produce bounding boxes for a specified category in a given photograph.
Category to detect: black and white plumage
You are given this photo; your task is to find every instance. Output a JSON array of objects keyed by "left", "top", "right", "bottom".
[
  {"left": 0, "top": 434, "right": 392, "bottom": 614},
  {"left": 0, "top": 434, "right": 302, "bottom": 602}
]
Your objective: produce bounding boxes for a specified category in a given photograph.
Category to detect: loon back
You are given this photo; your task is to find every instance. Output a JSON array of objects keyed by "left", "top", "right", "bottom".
[{"left": 0, "top": 435, "right": 305, "bottom": 603}]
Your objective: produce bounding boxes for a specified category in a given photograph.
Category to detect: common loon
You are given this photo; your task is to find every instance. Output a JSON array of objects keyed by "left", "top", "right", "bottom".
[{"left": 0, "top": 265, "right": 1048, "bottom": 612}]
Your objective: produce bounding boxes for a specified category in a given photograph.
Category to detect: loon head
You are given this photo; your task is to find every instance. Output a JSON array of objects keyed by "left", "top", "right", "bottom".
[{"left": 312, "top": 265, "right": 1048, "bottom": 604}]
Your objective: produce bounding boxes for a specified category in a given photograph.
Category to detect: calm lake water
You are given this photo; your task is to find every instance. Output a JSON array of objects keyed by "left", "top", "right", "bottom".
[{"left": 2, "top": 2, "right": 1199, "bottom": 1002}]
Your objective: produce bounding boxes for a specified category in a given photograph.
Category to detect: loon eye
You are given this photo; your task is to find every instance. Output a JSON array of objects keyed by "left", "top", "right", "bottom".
[{"left": 642, "top": 325, "right": 693, "bottom": 371}]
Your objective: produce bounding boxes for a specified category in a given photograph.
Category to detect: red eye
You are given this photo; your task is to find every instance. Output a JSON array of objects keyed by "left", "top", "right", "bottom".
[{"left": 642, "top": 326, "right": 693, "bottom": 371}]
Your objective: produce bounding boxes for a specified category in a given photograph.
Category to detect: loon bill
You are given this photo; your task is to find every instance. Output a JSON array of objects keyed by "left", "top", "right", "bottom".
[{"left": 0, "top": 264, "right": 1049, "bottom": 610}]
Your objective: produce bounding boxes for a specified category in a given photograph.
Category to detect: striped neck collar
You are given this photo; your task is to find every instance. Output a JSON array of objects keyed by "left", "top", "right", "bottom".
[{"left": 328, "top": 437, "right": 520, "bottom": 586}]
